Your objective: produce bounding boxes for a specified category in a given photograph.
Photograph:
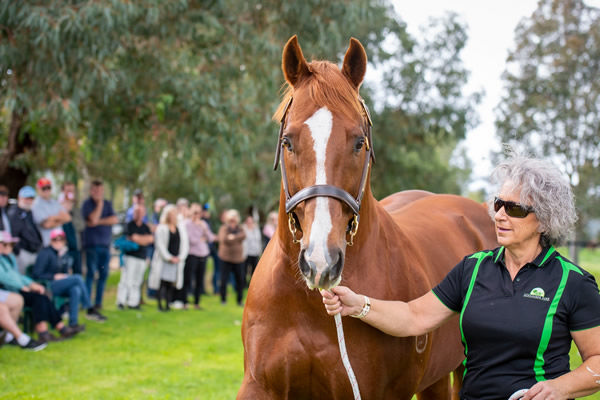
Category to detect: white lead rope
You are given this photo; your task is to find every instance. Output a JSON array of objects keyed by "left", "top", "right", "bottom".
[{"left": 334, "top": 313, "right": 362, "bottom": 400}]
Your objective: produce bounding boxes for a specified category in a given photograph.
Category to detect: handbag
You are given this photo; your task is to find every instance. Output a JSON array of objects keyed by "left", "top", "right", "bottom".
[{"left": 160, "top": 261, "right": 177, "bottom": 283}]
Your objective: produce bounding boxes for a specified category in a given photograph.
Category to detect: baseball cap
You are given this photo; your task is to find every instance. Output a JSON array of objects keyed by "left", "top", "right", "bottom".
[
  {"left": 0, "top": 231, "right": 19, "bottom": 244},
  {"left": 37, "top": 177, "right": 52, "bottom": 188},
  {"left": 18, "top": 186, "right": 36, "bottom": 198},
  {"left": 50, "top": 228, "right": 66, "bottom": 240},
  {"left": 203, "top": 203, "right": 210, "bottom": 210}
]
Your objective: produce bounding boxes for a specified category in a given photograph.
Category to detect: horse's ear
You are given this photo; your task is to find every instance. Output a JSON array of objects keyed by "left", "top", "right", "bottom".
[
  {"left": 282, "top": 35, "right": 310, "bottom": 87},
  {"left": 342, "top": 37, "right": 367, "bottom": 90}
]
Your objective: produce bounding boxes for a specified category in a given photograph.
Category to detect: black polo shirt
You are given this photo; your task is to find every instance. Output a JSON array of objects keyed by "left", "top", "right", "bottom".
[{"left": 432, "top": 246, "right": 600, "bottom": 400}]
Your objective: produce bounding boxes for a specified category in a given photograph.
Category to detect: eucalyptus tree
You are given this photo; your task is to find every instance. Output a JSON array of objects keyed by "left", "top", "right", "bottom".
[{"left": 495, "top": 0, "right": 600, "bottom": 240}]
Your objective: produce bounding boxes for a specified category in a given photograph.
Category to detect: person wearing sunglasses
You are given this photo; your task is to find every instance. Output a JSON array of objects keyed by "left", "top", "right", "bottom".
[
  {"left": 322, "top": 153, "right": 600, "bottom": 400},
  {"left": 31, "top": 177, "right": 71, "bottom": 247}
]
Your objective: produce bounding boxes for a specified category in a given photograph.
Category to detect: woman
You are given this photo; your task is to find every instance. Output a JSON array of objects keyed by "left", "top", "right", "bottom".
[
  {"left": 182, "top": 203, "right": 215, "bottom": 309},
  {"left": 217, "top": 209, "right": 246, "bottom": 306},
  {"left": 0, "top": 231, "right": 77, "bottom": 342},
  {"left": 322, "top": 154, "right": 600, "bottom": 400},
  {"left": 242, "top": 214, "right": 262, "bottom": 285},
  {"left": 148, "top": 204, "right": 189, "bottom": 311}
]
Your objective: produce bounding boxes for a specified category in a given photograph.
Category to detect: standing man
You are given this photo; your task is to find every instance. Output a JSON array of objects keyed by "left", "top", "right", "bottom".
[
  {"left": 0, "top": 184, "right": 12, "bottom": 233},
  {"left": 9, "top": 186, "right": 43, "bottom": 274},
  {"left": 31, "top": 177, "right": 71, "bottom": 246},
  {"left": 81, "top": 179, "right": 118, "bottom": 310}
]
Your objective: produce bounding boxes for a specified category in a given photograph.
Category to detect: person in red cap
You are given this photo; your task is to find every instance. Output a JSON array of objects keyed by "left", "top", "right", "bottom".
[{"left": 32, "top": 178, "right": 71, "bottom": 247}]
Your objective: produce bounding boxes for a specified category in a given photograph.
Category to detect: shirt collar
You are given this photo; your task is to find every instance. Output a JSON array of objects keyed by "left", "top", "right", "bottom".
[{"left": 493, "top": 245, "right": 556, "bottom": 268}]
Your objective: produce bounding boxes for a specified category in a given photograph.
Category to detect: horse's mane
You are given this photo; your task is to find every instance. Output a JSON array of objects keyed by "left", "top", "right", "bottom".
[{"left": 273, "top": 61, "right": 364, "bottom": 122}]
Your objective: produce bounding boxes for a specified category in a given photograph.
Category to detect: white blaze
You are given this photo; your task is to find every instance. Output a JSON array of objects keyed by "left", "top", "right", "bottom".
[{"left": 304, "top": 107, "right": 333, "bottom": 275}]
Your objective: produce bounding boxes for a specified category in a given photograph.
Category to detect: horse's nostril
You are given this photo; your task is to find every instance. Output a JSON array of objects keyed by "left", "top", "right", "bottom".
[
  {"left": 298, "top": 249, "right": 312, "bottom": 277},
  {"left": 330, "top": 249, "right": 344, "bottom": 279}
]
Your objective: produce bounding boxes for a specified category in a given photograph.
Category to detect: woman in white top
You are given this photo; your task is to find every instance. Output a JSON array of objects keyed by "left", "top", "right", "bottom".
[{"left": 148, "top": 204, "right": 188, "bottom": 311}]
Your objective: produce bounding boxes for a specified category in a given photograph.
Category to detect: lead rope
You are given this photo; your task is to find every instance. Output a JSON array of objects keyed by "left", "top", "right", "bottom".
[{"left": 333, "top": 308, "right": 362, "bottom": 399}]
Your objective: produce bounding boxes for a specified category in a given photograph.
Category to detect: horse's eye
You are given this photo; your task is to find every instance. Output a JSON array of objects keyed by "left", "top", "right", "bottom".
[
  {"left": 282, "top": 137, "right": 293, "bottom": 152},
  {"left": 354, "top": 137, "right": 365, "bottom": 152}
]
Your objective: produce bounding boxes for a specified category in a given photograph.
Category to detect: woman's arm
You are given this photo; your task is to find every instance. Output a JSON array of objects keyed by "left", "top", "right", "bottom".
[
  {"left": 521, "top": 326, "right": 600, "bottom": 400},
  {"left": 321, "top": 286, "right": 457, "bottom": 337}
]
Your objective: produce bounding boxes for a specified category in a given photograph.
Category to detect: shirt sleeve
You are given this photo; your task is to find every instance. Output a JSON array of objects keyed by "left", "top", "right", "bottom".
[
  {"left": 432, "top": 258, "right": 467, "bottom": 313},
  {"left": 567, "top": 271, "right": 600, "bottom": 331}
]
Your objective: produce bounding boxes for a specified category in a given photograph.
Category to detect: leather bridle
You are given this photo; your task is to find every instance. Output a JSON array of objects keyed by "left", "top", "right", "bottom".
[{"left": 273, "top": 97, "right": 375, "bottom": 246}]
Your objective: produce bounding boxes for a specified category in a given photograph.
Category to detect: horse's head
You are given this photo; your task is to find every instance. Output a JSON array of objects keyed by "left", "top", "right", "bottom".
[{"left": 274, "top": 36, "right": 374, "bottom": 290}]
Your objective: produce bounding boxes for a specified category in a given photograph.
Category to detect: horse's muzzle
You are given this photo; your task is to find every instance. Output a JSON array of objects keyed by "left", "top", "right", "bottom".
[{"left": 298, "top": 248, "right": 344, "bottom": 290}]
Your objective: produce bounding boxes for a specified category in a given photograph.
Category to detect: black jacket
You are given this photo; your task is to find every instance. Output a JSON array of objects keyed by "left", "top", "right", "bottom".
[{"left": 8, "top": 206, "right": 43, "bottom": 254}]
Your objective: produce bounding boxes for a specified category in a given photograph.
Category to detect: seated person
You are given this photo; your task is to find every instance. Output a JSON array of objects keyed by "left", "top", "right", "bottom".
[
  {"left": 0, "top": 289, "right": 46, "bottom": 351},
  {"left": 31, "top": 228, "right": 107, "bottom": 329},
  {"left": 0, "top": 231, "right": 79, "bottom": 342}
]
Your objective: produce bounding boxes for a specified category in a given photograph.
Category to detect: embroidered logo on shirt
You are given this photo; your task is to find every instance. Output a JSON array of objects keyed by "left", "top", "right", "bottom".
[{"left": 523, "top": 287, "right": 550, "bottom": 301}]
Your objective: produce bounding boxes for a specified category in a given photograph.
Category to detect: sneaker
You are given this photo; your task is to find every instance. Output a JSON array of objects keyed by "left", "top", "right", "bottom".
[
  {"left": 59, "top": 326, "right": 78, "bottom": 339},
  {"left": 171, "top": 301, "right": 184, "bottom": 310},
  {"left": 117, "top": 304, "right": 125, "bottom": 310},
  {"left": 128, "top": 305, "right": 141, "bottom": 310},
  {"left": 86, "top": 309, "right": 107, "bottom": 322},
  {"left": 0, "top": 331, "right": 5, "bottom": 348},
  {"left": 21, "top": 339, "right": 47, "bottom": 351},
  {"left": 69, "top": 324, "right": 86, "bottom": 334},
  {"left": 38, "top": 331, "right": 62, "bottom": 343}
]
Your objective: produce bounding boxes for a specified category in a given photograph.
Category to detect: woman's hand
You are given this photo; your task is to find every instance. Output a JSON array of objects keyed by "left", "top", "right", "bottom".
[
  {"left": 320, "top": 286, "right": 365, "bottom": 317},
  {"left": 520, "top": 379, "right": 566, "bottom": 400},
  {"left": 30, "top": 282, "right": 45, "bottom": 294}
]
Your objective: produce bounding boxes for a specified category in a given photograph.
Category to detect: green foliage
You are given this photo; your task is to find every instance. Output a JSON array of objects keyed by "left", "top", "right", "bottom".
[
  {"left": 1, "top": 0, "right": 477, "bottom": 214},
  {"left": 495, "top": 0, "right": 600, "bottom": 237},
  {"left": 369, "top": 12, "right": 480, "bottom": 196}
]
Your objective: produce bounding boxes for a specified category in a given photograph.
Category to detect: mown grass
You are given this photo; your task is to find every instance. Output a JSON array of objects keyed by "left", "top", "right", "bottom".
[
  {"left": 3, "top": 248, "right": 600, "bottom": 399},
  {"left": 2, "top": 264, "right": 245, "bottom": 400}
]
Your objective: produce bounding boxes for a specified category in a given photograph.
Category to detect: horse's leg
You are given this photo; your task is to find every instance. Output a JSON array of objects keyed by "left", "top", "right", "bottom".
[
  {"left": 415, "top": 374, "right": 451, "bottom": 400},
  {"left": 451, "top": 364, "right": 465, "bottom": 400}
]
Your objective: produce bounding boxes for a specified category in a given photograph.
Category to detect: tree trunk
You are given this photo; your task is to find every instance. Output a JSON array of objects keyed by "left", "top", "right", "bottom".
[{"left": 0, "top": 109, "right": 35, "bottom": 197}]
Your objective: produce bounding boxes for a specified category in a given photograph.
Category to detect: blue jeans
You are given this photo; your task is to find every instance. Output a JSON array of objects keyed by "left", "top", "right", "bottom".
[
  {"left": 85, "top": 246, "right": 110, "bottom": 308},
  {"left": 51, "top": 275, "right": 91, "bottom": 326}
]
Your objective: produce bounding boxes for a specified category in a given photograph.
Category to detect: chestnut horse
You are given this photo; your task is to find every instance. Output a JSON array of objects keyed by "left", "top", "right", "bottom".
[{"left": 238, "top": 36, "right": 497, "bottom": 400}]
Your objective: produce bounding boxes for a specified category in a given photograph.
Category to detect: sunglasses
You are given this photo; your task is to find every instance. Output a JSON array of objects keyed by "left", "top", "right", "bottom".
[
  {"left": 51, "top": 237, "right": 65, "bottom": 242},
  {"left": 494, "top": 197, "right": 534, "bottom": 218},
  {"left": 41, "top": 186, "right": 52, "bottom": 191},
  {"left": 0, "top": 191, "right": 8, "bottom": 196}
]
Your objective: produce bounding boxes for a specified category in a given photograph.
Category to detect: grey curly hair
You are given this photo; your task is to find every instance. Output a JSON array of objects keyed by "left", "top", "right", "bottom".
[{"left": 488, "top": 154, "right": 578, "bottom": 247}]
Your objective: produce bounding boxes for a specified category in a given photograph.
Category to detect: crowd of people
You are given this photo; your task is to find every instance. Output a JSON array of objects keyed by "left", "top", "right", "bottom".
[{"left": 0, "top": 177, "right": 278, "bottom": 351}]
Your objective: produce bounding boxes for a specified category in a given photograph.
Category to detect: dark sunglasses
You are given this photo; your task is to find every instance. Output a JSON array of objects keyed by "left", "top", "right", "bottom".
[
  {"left": 51, "top": 236, "right": 65, "bottom": 242},
  {"left": 494, "top": 197, "right": 534, "bottom": 218},
  {"left": 41, "top": 186, "right": 52, "bottom": 191},
  {"left": 0, "top": 191, "right": 8, "bottom": 196}
]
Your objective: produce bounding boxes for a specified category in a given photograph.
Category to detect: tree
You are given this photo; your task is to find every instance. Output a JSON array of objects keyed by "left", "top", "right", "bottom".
[
  {"left": 495, "top": 0, "right": 600, "bottom": 240},
  {"left": 1, "top": 1, "right": 478, "bottom": 217},
  {"left": 368, "top": 12, "right": 480, "bottom": 197}
]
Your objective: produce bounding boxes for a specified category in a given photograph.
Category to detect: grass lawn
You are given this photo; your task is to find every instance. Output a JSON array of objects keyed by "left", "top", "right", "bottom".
[
  {"left": 3, "top": 248, "right": 600, "bottom": 399},
  {"left": 2, "top": 261, "right": 245, "bottom": 400}
]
